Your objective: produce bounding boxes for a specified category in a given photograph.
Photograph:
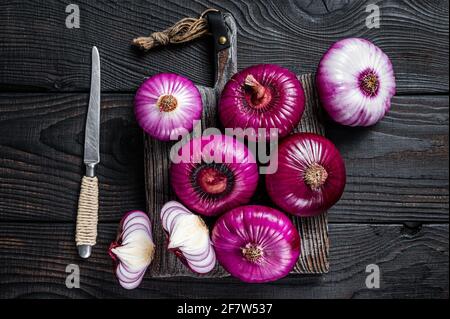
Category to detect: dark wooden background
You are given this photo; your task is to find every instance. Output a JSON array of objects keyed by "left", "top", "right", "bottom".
[{"left": 0, "top": 0, "right": 448, "bottom": 299}]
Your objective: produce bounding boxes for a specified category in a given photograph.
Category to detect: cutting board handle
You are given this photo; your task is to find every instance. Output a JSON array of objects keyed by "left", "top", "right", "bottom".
[
  {"left": 132, "top": 10, "right": 237, "bottom": 94},
  {"left": 214, "top": 13, "right": 237, "bottom": 94},
  {"left": 211, "top": 13, "right": 238, "bottom": 94}
]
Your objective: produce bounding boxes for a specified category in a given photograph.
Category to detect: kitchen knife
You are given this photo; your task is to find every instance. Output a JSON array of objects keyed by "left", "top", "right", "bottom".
[{"left": 76, "top": 46, "right": 101, "bottom": 259}]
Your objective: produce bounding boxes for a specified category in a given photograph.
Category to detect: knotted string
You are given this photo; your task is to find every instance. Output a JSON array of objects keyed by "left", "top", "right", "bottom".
[
  {"left": 76, "top": 176, "right": 99, "bottom": 246},
  {"left": 133, "top": 9, "right": 219, "bottom": 51}
]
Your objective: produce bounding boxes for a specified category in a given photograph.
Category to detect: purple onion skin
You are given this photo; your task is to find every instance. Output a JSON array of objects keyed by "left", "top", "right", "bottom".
[
  {"left": 135, "top": 73, "right": 203, "bottom": 141},
  {"left": 266, "top": 133, "right": 346, "bottom": 217},
  {"left": 317, "top": 38, "right": 396, "bottom": 127},
  {"left": 219, "top": 64, "right": 305, "bottom": 141},
  {"left": 170, "top": 134, "right": 259, "bottom": 217},
  {"left": 212, "top": 205, "right": 301, "bottom": 283}
]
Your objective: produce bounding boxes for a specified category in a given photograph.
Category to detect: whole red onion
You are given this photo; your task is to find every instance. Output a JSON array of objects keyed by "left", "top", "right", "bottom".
[
  {"left": 266, "top": 133, "right": 346, "bottom": 217},
  {"left": 212, "top": 205, "right": 301, "bottom": 283},
  {"left": 317, "top": 38, "right": 396, "bottom": 126},
  {"left": 135, "top": 73, "right": 203, "bottom": 141},
  {"left": 170, "top": 134, "right": 259, "bottom": 216},
  {"left": 219, "top": 64, "right": 305, "bottom": 141}
]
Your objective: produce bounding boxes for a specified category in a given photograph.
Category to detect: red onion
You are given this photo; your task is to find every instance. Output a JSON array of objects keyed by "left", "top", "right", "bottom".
[
  {"left": 135, "top": 73, "right": 203, "bottom": 141},
  {"left": 212, "top": 205, "right": 300, "bottom": 283},
  {"left": 161, "top": 201, "right": 216, "bottom": 274},
  {"left": 109, "top": 211, "right": 155, "bottom": 290},
  {"left": 170, "top": 134, "right": 259, "bottom": 216},
  {"left": 317, "top": 38, "right": 396, "bottom": 126},
  {"left": 266, "top": 133, "right": 346, "bottom": 217},
  {"left": 219, "top": 64, "right": 305, "bottom": 141}
]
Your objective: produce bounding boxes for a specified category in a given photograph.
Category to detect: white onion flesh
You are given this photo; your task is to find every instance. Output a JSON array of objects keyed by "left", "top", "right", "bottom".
[
  {"left": 161, "top": 201, "right": 216, "bottom": 274},
  {"left": 109, "top": 211, "right": 155, "bottom": 290}
]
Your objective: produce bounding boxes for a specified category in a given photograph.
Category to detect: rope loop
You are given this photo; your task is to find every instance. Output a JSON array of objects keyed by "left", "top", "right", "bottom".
[{"left": 133, "top": 9, "right": 219, "bottom": 51}]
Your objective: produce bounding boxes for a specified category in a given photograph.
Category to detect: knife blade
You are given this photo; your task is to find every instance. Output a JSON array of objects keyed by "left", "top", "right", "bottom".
[
  {"left": 76, "top": 46, "right": 101, "bottom": 259},
  {"left": 84, "top": 46, "right": 101, "bottom": 176}
]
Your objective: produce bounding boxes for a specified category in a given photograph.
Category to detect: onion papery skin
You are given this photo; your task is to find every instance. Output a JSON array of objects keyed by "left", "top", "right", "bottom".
[
  {"left": 317, "top": 38, "right": 396, "bottom": 127},
  {"left": 135, "top": 73, "right": 203, "bottom": 141},
  {"left": 219, "top": 64, "right": 305, "bottom": 141},
  {"left": 212, "top": 205, "right": 301, "bottom": 283},
  {"left": 170, "top": 134, "right": 259, "bottom": 216},
  {"left": 266, "top": 133, "right": 346, "bottom": 217}
]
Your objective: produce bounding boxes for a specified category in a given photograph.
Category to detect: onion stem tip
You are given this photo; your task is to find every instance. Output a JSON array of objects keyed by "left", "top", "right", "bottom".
[
  {"left": 304, "top": 163, "right": 328, "bottom": 190},
  {"left": 157, "top": 95, "right": 178, "bottom": 112}
]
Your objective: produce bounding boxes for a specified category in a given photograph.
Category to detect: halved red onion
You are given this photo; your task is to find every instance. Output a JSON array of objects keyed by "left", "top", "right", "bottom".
[
  {"left": 161, "top": 201, "right": 216, "bottom": 274},
  {"left": 266, "top": 133, "right": 346, "bottom": 217},
  {"left": 212, "top": 205, "right": 301, "bottom": 283},
  {"left": 317, "top": 38, "right": 396, "bottom": 126},
  {"left": 219, "top": 64, "right": 305, "bottom": 141},
  {"left": 109, "top": 211, "right": 155, "bottom": 290},
  {"left": 170, "top": 134, "right": 259, "bottom": 216},
  {"left": 135, "top": 73, "right": 203, "bottom": 141}
]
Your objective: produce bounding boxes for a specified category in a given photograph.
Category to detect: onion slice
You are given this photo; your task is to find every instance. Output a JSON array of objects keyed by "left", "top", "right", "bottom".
[
  {"left": 109, "top": 211, "right": 155, "bottom": 290},
  {"left": 161, "top": 201, "right": 216, "bottom": 274}
]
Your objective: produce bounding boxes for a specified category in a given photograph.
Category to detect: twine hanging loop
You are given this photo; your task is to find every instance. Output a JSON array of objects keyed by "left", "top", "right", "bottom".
[{"left": 133, "top": 9, "right": 219, "bottom": 51}]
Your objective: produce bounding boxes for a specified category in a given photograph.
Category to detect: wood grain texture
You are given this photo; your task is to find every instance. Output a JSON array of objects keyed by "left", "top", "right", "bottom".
[
  {"left": 0, "top": 93, "right": 146, "bottom": 222},
  {"left": 328, "top": 95, "right": 449, "bottom": 223},
  {"left": 0, "top": 223, "right": 447, "bottom": 299},
  {"left": 0, "top": 0, "right": 448, "bottom": 94},
  {"left": 1, "top": 94, "right": 447, "bottom": 223},
  {"left": 292, "top": 74, "right": 329, "bottom": 274}
]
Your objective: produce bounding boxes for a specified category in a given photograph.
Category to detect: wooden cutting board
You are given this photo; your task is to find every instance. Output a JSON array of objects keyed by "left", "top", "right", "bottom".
[{"left": 144, "top": 14, "right": 329, "bottom": 278}]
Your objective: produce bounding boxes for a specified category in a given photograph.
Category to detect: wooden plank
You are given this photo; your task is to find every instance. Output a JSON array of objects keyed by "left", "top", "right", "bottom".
[
  {"left": 292, "top": 74, "right": 329, "bottom": 274},
  {"left": 0, "top": 0, "right": 448, "bottom": 94},
  {"left": 328, "top": 95, "right": 449, "bottom": 223},
  {"left": 0, "top": 93, "right": 146, "bottom": 222},
  {"left": 0, "top": 94, "right": 447, "bottom": 223},
  {"left": 0, "top": 223, "right": 447, "bottom": 298}
]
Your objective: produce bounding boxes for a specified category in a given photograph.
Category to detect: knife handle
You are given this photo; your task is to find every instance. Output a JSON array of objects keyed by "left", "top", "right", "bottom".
[{"left": 75, "top": 176, "right": 99, "bottom": 258}]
